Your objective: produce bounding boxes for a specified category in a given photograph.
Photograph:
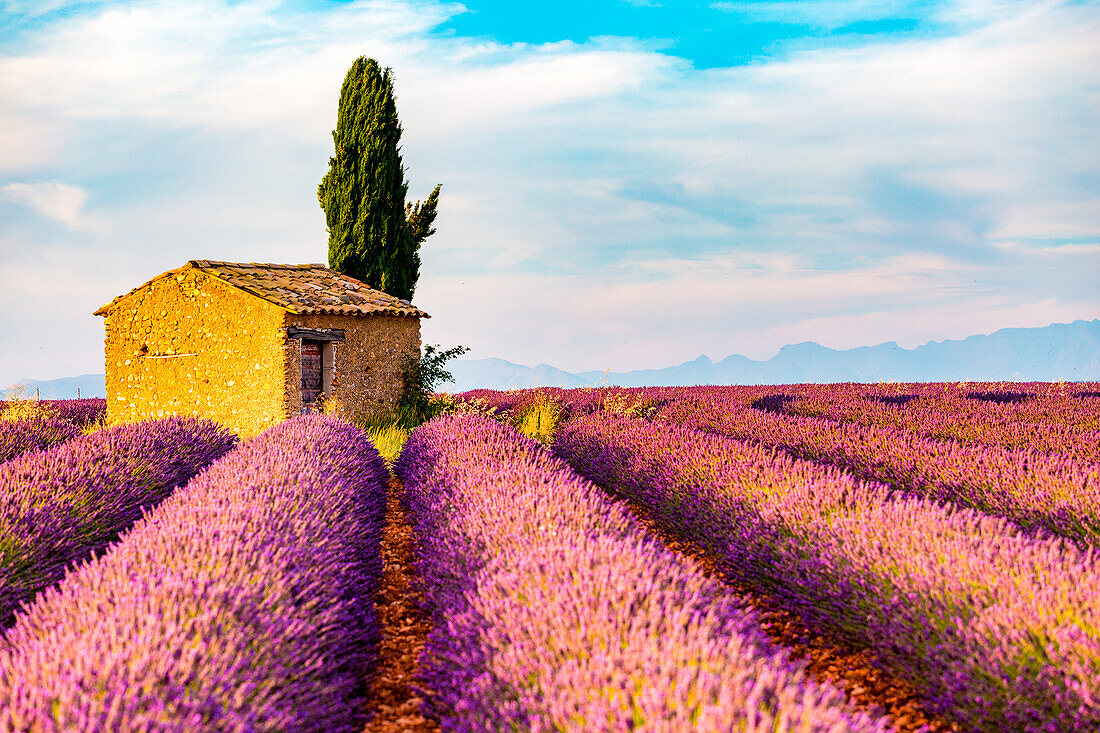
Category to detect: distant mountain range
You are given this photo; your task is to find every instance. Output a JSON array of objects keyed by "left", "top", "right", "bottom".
[
  {"left": 6, "top": 319, "right": 1099, "bottom": 398},
  {"left": 2, "top": 373, "right": 106, "bottom": 400},
  {"left": 444, "top": 319, "right": 1100, "bottom": 391}
]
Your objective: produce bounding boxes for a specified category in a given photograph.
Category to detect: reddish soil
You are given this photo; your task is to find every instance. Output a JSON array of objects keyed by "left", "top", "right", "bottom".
[
  {"left": 639, "top": 513, "right": 961, "bottom": 733},
  {"left": 361, "top": 478, "right": 438, "bottom": 733}
]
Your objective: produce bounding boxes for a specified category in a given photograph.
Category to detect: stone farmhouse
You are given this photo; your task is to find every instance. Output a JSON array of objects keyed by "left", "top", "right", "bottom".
[{"left": 95, "top": 260, "right": 428, "bottom": 435}]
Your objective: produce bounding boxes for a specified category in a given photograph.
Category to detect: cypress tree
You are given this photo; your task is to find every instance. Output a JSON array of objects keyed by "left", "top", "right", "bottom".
[{"left": 319, "top": 57, "right": 439, "bottom": 302}]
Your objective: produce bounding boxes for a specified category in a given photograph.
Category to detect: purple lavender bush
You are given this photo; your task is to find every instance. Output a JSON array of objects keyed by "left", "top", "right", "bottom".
[
  {"left": 0, "top": 398, "right": 106, "bottom": 430},
  {"left": 395, "top": 414, "right": 887, "bottom": 732},
  {"left": 0, "top": 415, "right": 388, "bottom": 731},
  {"left": 554, "top": 413, "right": 1100, "bottom": 731},
  {"left": 0, "top": 416, "right": 236, "bottom": 627},
  {"left": 756, "top": 383, "right": 1100, "bottom": 463},
  {"left": 0, "top": 417, "right": 80, "bottom": 464},
  {"left": 44, "top": 398, "right": 107, "bottom": 428},
  {"left": 655, "top": 389, "right": 1100, "bottom": 545}
]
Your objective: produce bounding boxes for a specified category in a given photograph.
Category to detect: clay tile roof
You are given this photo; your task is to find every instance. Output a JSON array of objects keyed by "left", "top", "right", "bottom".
[{"left": 94, "top": 261, "right": 429, "bottom": 318}]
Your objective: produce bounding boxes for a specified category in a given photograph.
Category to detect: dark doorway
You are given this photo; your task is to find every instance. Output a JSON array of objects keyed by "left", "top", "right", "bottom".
[{"left": 301, "top": 339, "right": 323, "bottom": 406}]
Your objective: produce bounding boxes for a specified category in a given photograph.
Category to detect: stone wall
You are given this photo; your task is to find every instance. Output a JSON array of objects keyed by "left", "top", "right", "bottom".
[
  {"left": 102, "top": 269, "right": 287, "bottom": 436},
  {"left": 282, "top": 312, "right": 421, "bottom": 424}
]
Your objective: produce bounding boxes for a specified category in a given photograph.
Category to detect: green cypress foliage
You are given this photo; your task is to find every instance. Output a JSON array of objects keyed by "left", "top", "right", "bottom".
[{"left": 318, "top": 57, "right": 439, "bottom": 302}]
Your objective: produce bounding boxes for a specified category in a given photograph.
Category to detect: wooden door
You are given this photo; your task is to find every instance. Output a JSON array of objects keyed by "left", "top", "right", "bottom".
[{"left": 300, "top": 339, "right": 323, "bottom": 406}]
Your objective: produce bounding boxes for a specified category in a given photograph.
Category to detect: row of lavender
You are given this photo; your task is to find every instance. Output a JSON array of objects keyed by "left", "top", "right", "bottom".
[
  {"left": 756, "top": 383, "right": 1100, "bottom": 460},
  {"left": 457, "top": 382, "right": 1100, "bottom": 444},
  {"left": 552, "top": 413, "right": 1100, "bottom": 730},
  {"left": 0, "top": 415, "right": 389, "bottom": 731},
  {"left": 394, "top": 414, "right": 887, "bottom": 730},
  {"left": 37, "top": 397, "right": 107, "bottom": 427},
  {"left": 0, "top": 397, "right": 107, "bottom": 428},
  {"left": 0, "top": 417, "right": 236, "bottom": 627},
  {"left": 0, "top": 398, "right": 109, "bottom": 464},
  {"left": 459, "top": 380, "right": 1100, "bottom": 420},
  {"left": 496, "top": 378, "right": 1098, "bottom": 451},
  {"left": 457, "top": 385, "right": 1100, "bottom": 545},
  {"left": 785, "top": 380, "right": 1100, "bottom": 428},
  {"left": 655, "top": 388, "right": 1100, "bottom": 546}
]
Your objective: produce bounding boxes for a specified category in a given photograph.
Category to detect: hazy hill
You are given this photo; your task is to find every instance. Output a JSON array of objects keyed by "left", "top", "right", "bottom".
[
  {"left": 447, "top": 319, "right": 1100, "bottom": 390},
  {"left": 1, "top": 374, "right": 106, "bottom": 400},
  {"left": 444, "top": 358, "right": 596, "bottom": 391}
]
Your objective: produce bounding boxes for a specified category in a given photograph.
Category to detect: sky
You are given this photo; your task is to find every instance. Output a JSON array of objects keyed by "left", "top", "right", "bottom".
[{"left": 1, "top": 0, "right": 1098, "bottom": 385}]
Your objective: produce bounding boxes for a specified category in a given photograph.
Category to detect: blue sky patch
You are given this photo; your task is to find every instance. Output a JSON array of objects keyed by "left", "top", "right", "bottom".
[{"left": 436, "top": 0, "right": 940, "bottom": 68}]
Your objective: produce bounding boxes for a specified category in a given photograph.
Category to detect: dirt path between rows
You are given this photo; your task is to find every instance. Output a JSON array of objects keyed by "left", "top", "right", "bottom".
[
  {"left": 361, "top": 477, "right": 438, "bottom": 733},
  {"left": 626, "top": 503, "right": 961, "bottom": 733}
]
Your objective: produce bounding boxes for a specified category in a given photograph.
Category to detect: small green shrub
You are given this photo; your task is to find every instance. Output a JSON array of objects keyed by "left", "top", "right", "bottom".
[
  {"left": 512, "top": 397, "right": 563, "bottom": 444},
  {"left": 628, "top": 398, "right": 662, "bottom": 420},
  {"left": 0, "top": 386, "right": 49, "bottom": 423},
  {"left": 397, "top": 344, "right": 469, "bottom": 428},
  {"left": 366, "top": 422, "right": 408, "bottom": 465},
  {"left": 351, "top": 410, "right": 409, "bottom": 465},
  {"left": 434, "top": 394, "right": 501, "bottom": 420},
  {"left": 601, "top": 390, "right": 661, "bottom": 421}
]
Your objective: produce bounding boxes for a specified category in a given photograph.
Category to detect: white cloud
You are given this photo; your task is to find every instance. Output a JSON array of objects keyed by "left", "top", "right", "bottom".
[
  {"left": 0, "top": 1, "right": 458, "bottom": 151},
  {"left": 0, "top": 0, "right": 671, "bottom": 168},
  {"left": 992, "top": 200, "right": 1100, "bottom": 241},
  {"left": 993, "top": 240, "right": 1100, "bottom": 257},
  {"left": 1, "top": 181, "right": 105, "bottom": 231},
  {"left": 1038, "top": 243, "right": 1100, "bottom": 257}
]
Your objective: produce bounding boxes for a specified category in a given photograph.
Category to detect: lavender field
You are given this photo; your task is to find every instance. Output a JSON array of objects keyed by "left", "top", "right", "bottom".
[{"left": 0, "top": 385, "right": 1097, "bottom": 731}]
